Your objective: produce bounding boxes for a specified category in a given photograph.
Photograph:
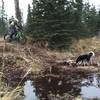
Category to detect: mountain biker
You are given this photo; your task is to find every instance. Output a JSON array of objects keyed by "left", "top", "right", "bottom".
[{"left": 9, "top": 16, "right": 21, "bottom": 40}]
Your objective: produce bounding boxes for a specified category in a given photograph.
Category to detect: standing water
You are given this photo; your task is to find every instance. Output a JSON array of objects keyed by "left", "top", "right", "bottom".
[
  {"left": 23, "top": 73, "right": 100, "bottom": 100},
  {"left": 81, "top": 74, "right": 100, "bottom": 98},
  {"left": 24, "top": 80, "right": 38, "bottom": 100}
]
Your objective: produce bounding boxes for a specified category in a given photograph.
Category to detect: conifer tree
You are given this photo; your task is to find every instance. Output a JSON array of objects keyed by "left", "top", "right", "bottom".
[
  {"left": 26, "top": 4, "right": 33, "bottom": 34},
  {"left": 26, "top": 0, "right": 99, "bottom": 50},
  {"left": 0, "top": 0, "right": 7, "bottom": 33}
]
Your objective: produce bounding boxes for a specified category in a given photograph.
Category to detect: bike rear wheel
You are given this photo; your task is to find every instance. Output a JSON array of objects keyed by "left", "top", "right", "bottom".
[{"left": 4, "top": 34, "right": 11, "bottom": 42}]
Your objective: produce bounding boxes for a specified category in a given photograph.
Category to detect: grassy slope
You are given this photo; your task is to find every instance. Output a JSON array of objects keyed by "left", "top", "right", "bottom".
[
  {"left": 71, "top": 36, "right": 100, "bottom": 61},
  {"left": 72, "top": 36, "right": 100, "bottom": 53}
]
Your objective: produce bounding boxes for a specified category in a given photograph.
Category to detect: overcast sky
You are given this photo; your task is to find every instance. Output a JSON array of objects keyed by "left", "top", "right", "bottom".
[
  {"left": 0, "top": 0, "right": 100, "bottom": 22},
  {"left": 84, "top": 0, "right": 100, "bottom": 8},
  {"left": 0, "top": 0, "right": 32, "bottom": 22}
]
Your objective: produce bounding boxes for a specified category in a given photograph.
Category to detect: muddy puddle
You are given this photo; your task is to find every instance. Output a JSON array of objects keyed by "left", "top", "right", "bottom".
[
  {"left": 24, "top": 80, "right": 39, "bottom": 100},
  {"left": 24, "top": 72, "right": 100, "bottom": 100}
]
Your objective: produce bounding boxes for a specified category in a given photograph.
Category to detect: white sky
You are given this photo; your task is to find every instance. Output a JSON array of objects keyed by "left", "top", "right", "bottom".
[
  {"left": 84, "top": 0, "right": 100, "bottom": 9},
  {"left": 0, "top": 0, "right": 100, "bottom": 22},
  {"left": 0, "top": 0, "right": 32, "bottom": 22}
]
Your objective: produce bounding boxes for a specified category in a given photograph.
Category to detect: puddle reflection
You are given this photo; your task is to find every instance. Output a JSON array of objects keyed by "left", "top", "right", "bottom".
[
  {"left": 24, "top": 72, "right": 100, "bottom": 100},
  {"left": 24, "top": 80, "right": 38, "bottom": 100},
  {"left": 81, "top": 74, "right": 100, "bottom": 98}
]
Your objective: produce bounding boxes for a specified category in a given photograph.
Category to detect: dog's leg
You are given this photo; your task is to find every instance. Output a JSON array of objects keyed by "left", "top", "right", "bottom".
[
  {"left": 81, "top": 60, "right": 84, "bottom": 66},
  {"left": 90, "top": 56, "right": 95, "bottom": 65},
  {"left": 83, "top": 61, "right": 86, "bottom": 66},
  {"left": 85, "top": 60, "right": 89, "bottom": 66}
]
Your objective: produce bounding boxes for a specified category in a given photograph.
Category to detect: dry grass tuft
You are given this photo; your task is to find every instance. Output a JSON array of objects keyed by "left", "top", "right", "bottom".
[
  {"left": 71, "top": 36, "right": 100, "bottom": 54},
  {"left": 1, "top": 87, "right": 22, "bottom": 100},
  {"left": 46, "top": 50, "right": 73, "bottom": 60}
]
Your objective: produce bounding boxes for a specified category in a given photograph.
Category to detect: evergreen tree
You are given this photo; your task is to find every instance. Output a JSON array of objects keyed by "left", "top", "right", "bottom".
[
  {"left": 82, "top": 3, "right": 98, "bottom": 36},
  {"left": 26, "top": 0, "right": 99, "bottom": 50},
  {"left": 95, "top": 10, "right": 100, "bottom": 34},
  {"left": 26, "top": 4, "right": 33, "bottom": 34},
  {"left": 0, "top": 0, "right": 7, "bottom": 34},
  {"left": 29, "top": 0, "right": 80, "bottom": 49}
]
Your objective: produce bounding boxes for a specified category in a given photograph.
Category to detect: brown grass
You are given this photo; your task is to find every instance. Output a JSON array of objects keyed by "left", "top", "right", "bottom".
[
  {"left": 71, "top": 36, "right": 100, "bottom": 54},
  {"left": 0, "top": 36, "right": 100, "bottom": 100}
]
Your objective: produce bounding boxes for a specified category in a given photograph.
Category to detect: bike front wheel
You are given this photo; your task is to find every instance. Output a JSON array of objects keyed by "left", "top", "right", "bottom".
[{"left": 19, "top": 36, "right": 27, "bottom": 45}]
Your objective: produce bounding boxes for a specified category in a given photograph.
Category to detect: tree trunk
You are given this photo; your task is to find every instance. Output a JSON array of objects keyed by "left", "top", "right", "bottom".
[
  {"left": 1, "top": 0, "right": 4, "bottom": 23},
  {"left": 14, "top": 0, "right": 22, "bottom": 26}
]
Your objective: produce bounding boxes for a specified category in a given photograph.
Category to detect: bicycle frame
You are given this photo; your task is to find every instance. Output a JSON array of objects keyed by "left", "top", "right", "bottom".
[{"left": 16, "top": 31, "right": 24, "bottom": 39}]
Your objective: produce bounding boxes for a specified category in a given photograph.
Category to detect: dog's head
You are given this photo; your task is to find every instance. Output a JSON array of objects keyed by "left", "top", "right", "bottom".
[{"left": 89, "top": 51, "right": 95, "bottom": 57}]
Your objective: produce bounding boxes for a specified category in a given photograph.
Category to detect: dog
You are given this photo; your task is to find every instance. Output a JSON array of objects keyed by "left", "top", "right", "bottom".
[{"left": 76, "top": 51, "right": 95, "bottom": 65}]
